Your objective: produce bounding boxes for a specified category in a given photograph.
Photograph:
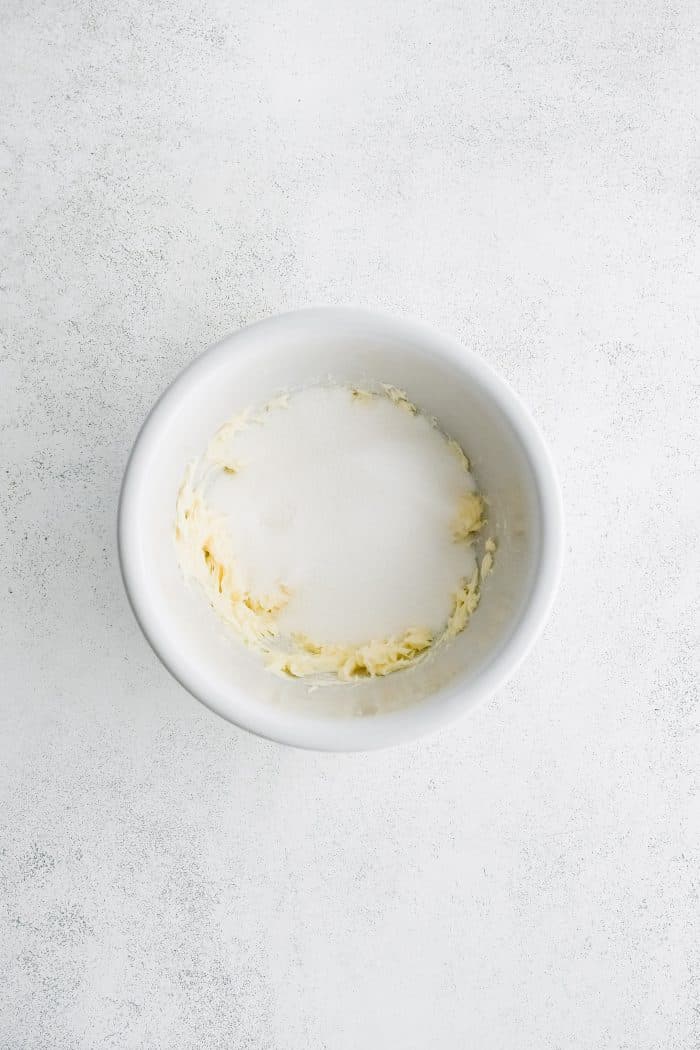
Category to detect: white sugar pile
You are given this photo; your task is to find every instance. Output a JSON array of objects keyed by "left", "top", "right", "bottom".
[{"left": 204, "top": 385, "right": 480, "bottom": 648}]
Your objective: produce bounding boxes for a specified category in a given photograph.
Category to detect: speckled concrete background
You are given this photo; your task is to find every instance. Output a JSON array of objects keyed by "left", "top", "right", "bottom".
[{"left": 1, "top": 1, "right": 698, "bottom": 1047}]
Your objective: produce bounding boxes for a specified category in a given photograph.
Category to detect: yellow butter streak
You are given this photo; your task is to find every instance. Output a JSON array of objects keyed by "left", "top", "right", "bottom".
[{"left": 174, "top": 387, "right": 495, "bottom": 681}]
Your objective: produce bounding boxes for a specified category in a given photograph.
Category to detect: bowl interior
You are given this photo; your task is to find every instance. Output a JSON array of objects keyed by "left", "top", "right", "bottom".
[{"left": 120, "top": 310, "right": 556, "bottom": 749}]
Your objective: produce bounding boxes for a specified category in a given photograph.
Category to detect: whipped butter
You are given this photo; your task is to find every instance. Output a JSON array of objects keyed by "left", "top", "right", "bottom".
[{"left": 175, "top": 384, "right": 494, "bottom": 682}]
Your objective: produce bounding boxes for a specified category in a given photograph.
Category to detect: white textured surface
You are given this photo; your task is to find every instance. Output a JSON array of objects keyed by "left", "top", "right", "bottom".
[
  {"left": 200, "top": 386, "right": 480, "bottom": 645},
  {"left": 1, "top": 1, "right": 698, "bottom": 1047}
]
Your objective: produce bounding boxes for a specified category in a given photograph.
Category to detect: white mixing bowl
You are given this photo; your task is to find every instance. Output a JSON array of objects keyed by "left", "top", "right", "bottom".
[{"left": 118, "top": 308, "right": 564, "bottom": 750}]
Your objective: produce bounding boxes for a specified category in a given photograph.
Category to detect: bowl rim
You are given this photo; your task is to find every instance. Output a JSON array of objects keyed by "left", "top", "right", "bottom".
[{"left": 118, "top": 306, "right": 564, "bottom": 751}]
